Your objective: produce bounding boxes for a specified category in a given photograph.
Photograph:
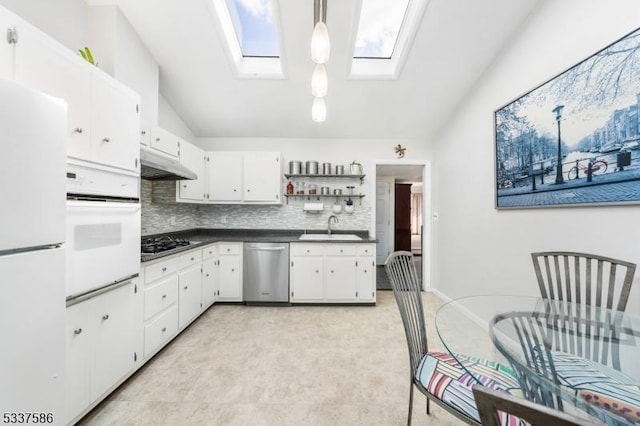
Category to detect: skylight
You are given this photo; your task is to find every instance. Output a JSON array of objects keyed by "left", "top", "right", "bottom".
[
  {"left": 354, "top": 0, "right": 410, "bottom": 59},
  {"left": 225, "top": 0, "right": 279, "bottom": 57},
  {"left": 210, "top": 0, "right": 284, "bottom": 78},
  {"left": 349, "top": 0, "right": 430, "bottom": 78}
]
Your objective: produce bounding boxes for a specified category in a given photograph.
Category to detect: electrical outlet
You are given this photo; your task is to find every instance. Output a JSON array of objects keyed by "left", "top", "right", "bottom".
[{"left": 220, "top": 216, "right": 227, "bottom": 224}]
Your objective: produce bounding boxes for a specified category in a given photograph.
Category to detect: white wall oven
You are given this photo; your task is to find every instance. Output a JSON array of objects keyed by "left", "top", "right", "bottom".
[{"left": 66, "top": 163, "right": 140, "bottom": 299}]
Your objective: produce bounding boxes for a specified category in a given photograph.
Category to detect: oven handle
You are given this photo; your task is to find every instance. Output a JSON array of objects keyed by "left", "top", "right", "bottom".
[
  {"left": 66, "top": 273, "right": 138, "bottom": 307},
  {"left": 66, "top": 200, "right": 141, "bottom": 212}
]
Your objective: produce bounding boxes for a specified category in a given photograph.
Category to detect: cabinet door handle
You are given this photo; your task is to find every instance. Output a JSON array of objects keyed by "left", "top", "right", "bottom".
[
  {"left": 162, "top": 267, "right": 167, "bottom": 272},
  {"left": 161, "top": 327, "right": 167, "bottom": 332},
  {"left": 191, "top": 257, "right": 195, "bottom": 261},
  {"left": 102, "top": 137, "right": 110, "bottom": 143},
  {"left": 162, "top": 294, "right": 167, "bottom": 299},
  {"left": 231, "top": 268, "right": 235, "bottom": 272},
  {"left": 184, "top": 286, "right": 188, "bottom": 290},
  {"left": 156, "top": 137, "right": 161, "bottom": 142},
  {"left": 74, "top": 127, "right": 83, "bottom": 134},
  {"left": 74, "top": 328, "right": 82, "bottom": 335},
  {"left": 205, "top": 273, "right": 210, "bottom": 277},
  {"left": 102, "top": 314, "right": 110, "bottom": 320},
  {"left": 330, "top": 270, "right": 334, "bottom": 273},
  {"left": 141, "top": 130, "right": 146, "bottom": 135},
  {"left": 315, "top": 270, "right": 319, "bottom": 273}
]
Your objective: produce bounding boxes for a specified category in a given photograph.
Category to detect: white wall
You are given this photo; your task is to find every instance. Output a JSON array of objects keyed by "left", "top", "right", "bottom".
[
  {"left": 159, "top": 95, "right": 195, "bottom": 142},
  {"left": 431, "top": 0, "right": 640, "bottom": 313},
  {"left": 0, "top": 0, "right": 87, "bottom": 51}
]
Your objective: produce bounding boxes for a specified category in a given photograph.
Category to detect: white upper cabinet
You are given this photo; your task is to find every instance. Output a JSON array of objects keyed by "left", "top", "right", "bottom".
[
  {"left": 208, "top": 152, "right": 243, "bottom": 201},
  {"left": 149, "top": 126, "right": 179, "bottom": 158},
  {"left": 2, "top": 5, "right": 141, "bottom": 174},
  {"left": 12, "top": 21, "right": 92, "bottom": 160},
  {"left": 90, "top": 70, "right": 140, "bottom": 173},
  {"left": 0, "top": 8, "right": 15, "bottom": 79},
  {"left": 205, "top": 151, "right": 282, "bottom": 204},
  {"left": 243, "top": 152, "right": 281, "bottom": 202},
  {"left": 177, "top": 141, "right": 207, "bottom": 202}
]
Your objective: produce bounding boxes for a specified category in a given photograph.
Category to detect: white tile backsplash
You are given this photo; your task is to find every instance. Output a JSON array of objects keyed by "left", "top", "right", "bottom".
[{"left": 141, "top": 180, "right": 371, "bottom": 235}]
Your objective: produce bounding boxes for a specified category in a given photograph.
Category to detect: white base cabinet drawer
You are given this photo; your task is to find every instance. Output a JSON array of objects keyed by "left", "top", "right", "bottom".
[
  {"left": 325, "top": 244, "right": 357, "bottom": 256},
  {"left": 179, "top": 250, "right": 202, "bottom": 269},
  {"left": 144, "top": 305, "right": 178, "bottom": 358},
  {"left": 145, "top": 257, "right": 178, "bottom": 283},
  {"left": 218, "top": 243, "right": 241, "bottom": 256},
  {"left": 144, "top": 275, "right": 178, "bottom": 320}
]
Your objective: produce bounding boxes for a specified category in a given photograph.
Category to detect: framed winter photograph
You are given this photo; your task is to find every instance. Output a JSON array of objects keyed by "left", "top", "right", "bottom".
[{"left": 494, "top": 27, "right": 640, "bottom": 209}]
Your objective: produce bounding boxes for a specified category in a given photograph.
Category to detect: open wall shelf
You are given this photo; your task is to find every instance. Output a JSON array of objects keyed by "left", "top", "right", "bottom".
[
  {"left": 283, "top": 194, "right": 365, "bottom": 205},
  {"left": 284, "top": 174, "right": 366, "bottom": 184}
]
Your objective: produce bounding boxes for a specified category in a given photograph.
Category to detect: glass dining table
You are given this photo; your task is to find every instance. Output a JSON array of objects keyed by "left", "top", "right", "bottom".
[{"left": 434, "top": 295, "right": 640, "bottom": 425}]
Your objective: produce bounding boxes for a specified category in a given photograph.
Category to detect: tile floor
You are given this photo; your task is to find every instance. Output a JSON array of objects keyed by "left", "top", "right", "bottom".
[{"left": 79, "top": 291, "right": 470, "bottom": 426}]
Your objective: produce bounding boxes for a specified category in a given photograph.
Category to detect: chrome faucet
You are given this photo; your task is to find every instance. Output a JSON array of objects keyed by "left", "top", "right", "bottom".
[{"left": 327, "top": 215, "right": 339, "bottom": 235}]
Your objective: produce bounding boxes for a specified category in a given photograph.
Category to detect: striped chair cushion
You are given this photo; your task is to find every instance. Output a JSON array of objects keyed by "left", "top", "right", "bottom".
[
  {"left": 416, "top": 351, "right": 524, "bottom": 425},
  {"left": 535, "top": 350, "right": 640, "bottom": 423}
]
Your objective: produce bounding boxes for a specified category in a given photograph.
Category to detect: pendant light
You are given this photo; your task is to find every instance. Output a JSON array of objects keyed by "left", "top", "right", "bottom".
[
  {"left": 311, "top": 64, "right": 328, "bottom": 97},
  {"left": 311, "top": 0, "right": 330, "bottom": 64},
  {"left": 311, "top": 0, "right": 329, "bottom": 122},
  {"left": 312, "top": 97, "right": 326, "bottom": 122}
]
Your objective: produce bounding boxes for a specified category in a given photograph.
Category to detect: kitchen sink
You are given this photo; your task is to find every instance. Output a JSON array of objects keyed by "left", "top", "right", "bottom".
[{"left": 299, "top": 234, "right": 362, "bottom": 241}]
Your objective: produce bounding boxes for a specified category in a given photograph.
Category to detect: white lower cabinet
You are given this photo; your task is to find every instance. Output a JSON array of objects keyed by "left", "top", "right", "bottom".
[
  {"left": 217, "top": 243, "right": 243, "bottom": 301},
  {"left": 202, "top": 245, "right": 219, "bottom": 306},
  {"left": 178, "top": 257, "right": 203, "bottom": 329},
  {"left": 356, "top": 245, "right": 376, "bottom": 302},
  {"left": 290, "top": 257, "right": 324, "bottom": 301},
  {"left": 143, "top": 271, "right": 179, "bottom": 358},
  {"left": 65, "top": 279, "right": 142, "bottom": 424},
  {"left": 143, "top": 256, "right": 179, "bottom": 358},
  {"left": 290, "top": 243, "right": 376, "bottom": 303}
]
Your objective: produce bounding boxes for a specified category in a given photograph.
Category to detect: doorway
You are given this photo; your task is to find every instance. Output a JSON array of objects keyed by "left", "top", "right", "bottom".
[{"left": 372, "top": 161, "right": 430, "bottom": 291}]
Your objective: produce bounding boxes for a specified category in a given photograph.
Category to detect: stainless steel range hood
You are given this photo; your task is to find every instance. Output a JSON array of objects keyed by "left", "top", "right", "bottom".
[{"left": 140, "top": 146, "right": 197, "bottom": 181}]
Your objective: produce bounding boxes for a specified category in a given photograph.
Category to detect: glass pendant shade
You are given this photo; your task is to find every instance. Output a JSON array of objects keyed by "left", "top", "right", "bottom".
[
  {"left": 312, "top": 97, "right": 326, "bottom": 122},
  {"left": 311, "top": 64, "right": 328, "bottom": 97},
  {"left": 311, "top": 21, "right": 330, "bottom": 64}
]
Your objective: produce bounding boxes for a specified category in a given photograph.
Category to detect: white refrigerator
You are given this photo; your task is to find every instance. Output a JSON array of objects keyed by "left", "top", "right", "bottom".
[{"left": 0, "top": 78, "right": 66, "bottom": 421}]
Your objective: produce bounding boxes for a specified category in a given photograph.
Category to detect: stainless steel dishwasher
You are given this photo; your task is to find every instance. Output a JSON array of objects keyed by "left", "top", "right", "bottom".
[{"left": 243, "top": 242, "right": 290, "bottom": 304}]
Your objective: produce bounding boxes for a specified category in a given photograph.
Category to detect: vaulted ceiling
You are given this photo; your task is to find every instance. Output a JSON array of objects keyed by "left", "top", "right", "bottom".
[{"left": 97, "top": 0, "right": 542, "bottom": 139}]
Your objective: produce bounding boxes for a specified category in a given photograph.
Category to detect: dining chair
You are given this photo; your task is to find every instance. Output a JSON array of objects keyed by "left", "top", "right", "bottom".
[
  {"left": 472, "top": 384, "right": 602, "bottom": 426},
  {"left": 492, "top": 309, "right": 640, "bottom": 424},
  {"left": 384, "top": 251, "right": 522, "bottom": 425},
  {"left": 531, "top": 251, "right": 636, "bottom": 312}
]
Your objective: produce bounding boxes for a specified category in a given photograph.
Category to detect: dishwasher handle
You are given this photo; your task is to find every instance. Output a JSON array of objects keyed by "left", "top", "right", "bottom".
[{"left": 246, "top": 246, "right": 287, "bottom": 251}]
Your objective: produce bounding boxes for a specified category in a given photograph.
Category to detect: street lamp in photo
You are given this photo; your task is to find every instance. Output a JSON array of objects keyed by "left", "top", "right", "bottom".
[{"left": 553, "top": 104, "right": 565, "bottom": 184}]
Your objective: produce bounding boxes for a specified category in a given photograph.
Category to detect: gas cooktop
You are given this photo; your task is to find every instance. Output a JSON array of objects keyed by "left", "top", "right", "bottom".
[{"left": 141, "top": 236, "right": 199, "bottom": 261}]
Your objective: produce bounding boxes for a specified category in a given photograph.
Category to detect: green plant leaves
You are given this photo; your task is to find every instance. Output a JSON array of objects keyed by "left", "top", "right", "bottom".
[{"left": 78, "top": 47, "right": 97, "bottom": 66}]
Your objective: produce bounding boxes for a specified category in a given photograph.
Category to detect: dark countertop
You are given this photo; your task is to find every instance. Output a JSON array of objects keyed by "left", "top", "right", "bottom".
[{"left": 141, "top": 228, "right": 376, "bottom": 263}]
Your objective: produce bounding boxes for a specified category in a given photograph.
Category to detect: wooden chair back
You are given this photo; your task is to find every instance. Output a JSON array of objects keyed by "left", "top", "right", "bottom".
[{"left": 531, "top": 251, "right": 636, "bottom": 312}]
